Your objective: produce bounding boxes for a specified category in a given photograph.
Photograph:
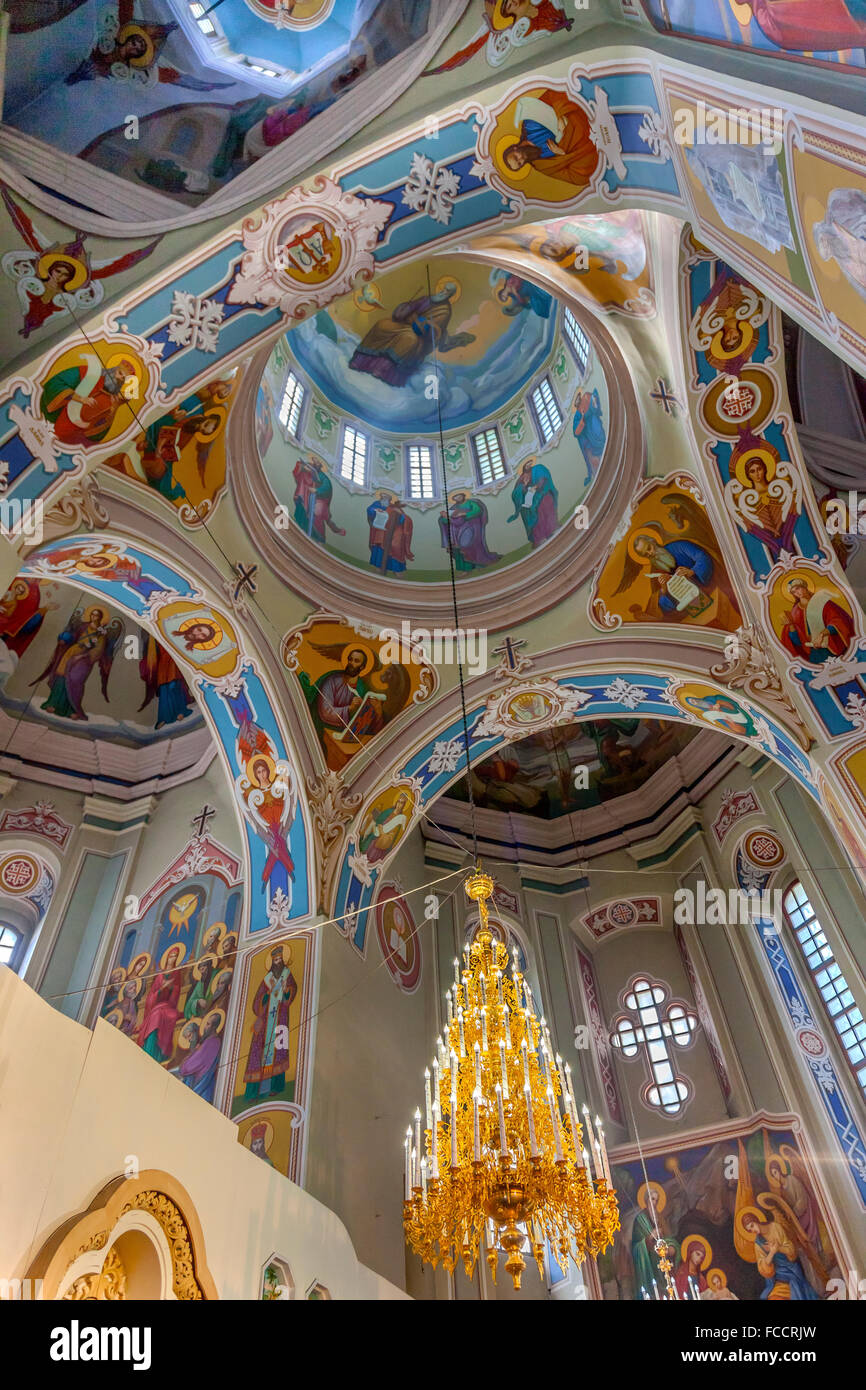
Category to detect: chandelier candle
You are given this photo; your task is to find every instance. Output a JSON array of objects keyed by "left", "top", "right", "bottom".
[{"left": 402, "top": 869, "right": 620, "bottom": 1289}]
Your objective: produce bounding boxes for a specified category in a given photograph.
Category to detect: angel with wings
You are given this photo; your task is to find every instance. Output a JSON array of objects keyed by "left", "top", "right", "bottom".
[
  {"left": 64, "top": 0, "right": 233, "bottom": 91},
  {"left": 735, "top": 1189, "right": 826, "bottom": 1300},
  {"left": 31, "top": 604, "right": 123, "bottom": 721},
  {"left": 610, "top": 490, "right": 740, "bottom": 630},
  {"left": 237, "top": 723, "right": 296, "bottom": 906},
  {"left": 1, "top": 187, "right": 160, "bottom": 339},
  {"left": 297, "top": 639, "right": 412, "bottom": 773}
]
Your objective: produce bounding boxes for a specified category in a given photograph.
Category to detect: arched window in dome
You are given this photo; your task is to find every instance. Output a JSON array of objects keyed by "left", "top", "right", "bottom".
[
  {"left": 340, "top": 425, "right": 368, "bottom": 486},
  {"left": 782, "top": 881, "right": 866, "bottom": 1096},
  {"left": 530, "top": 375, "right": 563, "bottom": 445},
  {"left": 563, "top": 308, "right": 590, "bottom": 378},
  {"left": 406, "top": 443, "right": 435, "bottom": 500},
  {"left": 471, "top": 426, "right": 506, "bottom": 485},
  {"left": 279, "top": 371, "right": 306, "bottom": 440}
]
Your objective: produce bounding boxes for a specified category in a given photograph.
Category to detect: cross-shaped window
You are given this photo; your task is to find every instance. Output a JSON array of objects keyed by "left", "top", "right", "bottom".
[{"left": 610, "top": 976, "right": 698, "bottom": 1116}]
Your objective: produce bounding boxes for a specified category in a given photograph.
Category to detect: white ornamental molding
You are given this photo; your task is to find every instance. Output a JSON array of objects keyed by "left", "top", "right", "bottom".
[
  {"left": 227, "top": 176, "right": 392, "bottom": 320},
  {"left": 472, "top": 677, "right": 592, "bottom": 742}
]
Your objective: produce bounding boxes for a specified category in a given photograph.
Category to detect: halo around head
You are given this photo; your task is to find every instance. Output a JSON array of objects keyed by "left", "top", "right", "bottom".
[
  {"left": 681, "top": 1234, "right": 712, "bottom": 1270},
  {"left": 637, "top": 1179, "right": 666, "bottom": 1213},
  {"left": 340, "top": 641, "right": 375, "bottom": 677}
]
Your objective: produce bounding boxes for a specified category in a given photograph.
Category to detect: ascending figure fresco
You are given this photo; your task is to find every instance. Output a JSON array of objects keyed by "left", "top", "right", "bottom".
[
  {"left": 0, "top": 187, "right": 160, "bottom": 338},
  {"left": 367, "top": 491, "right": 415, "bottom": 574},
  {"left": 508, "top": 457, "right": 559, "bottom": 546},
  {"left": 64, "top": 0, "right": 232, "bottom": 90},
  {"left": 292, "top": 455, "right": 346, "bottom": 544},
  {"left": 349, "top": 282, "right": 476, "bottom": 388},
  {"left": 243, "top": 944, "right": 298, "bottom": 1102},
  {"left": 440, "top": 491, "right": 502, "bottom": 571},
  {"left": 31, "top": 605, "right": 123, "bottom": 720}
]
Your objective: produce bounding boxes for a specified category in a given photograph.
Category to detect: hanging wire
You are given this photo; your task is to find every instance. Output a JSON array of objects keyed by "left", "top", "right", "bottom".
[{"left": 426, "top": 263, "right": 479, "bottom": 869}]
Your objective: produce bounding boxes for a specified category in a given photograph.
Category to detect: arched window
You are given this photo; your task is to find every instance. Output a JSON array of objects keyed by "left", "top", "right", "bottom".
[
  {"left": 0, "top": 923, "right": 21, "bottom": 969},
  {"left": 782, "top": 881, "right": 866, "bottom": 1095}
]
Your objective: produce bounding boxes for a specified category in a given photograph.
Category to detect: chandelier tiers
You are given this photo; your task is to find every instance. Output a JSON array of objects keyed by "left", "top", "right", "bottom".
[{"left": 403, "top": 869, "right": 620, "bottom": 1291}]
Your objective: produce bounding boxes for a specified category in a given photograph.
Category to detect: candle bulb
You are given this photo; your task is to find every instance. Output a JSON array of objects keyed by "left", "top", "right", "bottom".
[
  {"left": 496, "top": 972, "right": 503, "bottom": 1007},
  {"left": 446, "top": 989, "right": 453, "bottom": 1025},
  {"left": 458, "top": 1009, "right": 466, "bottom": 1057},
  {"left": 480, "top": 1007, "right": 488, "bottom": 1051},
  {"left": 598, "top": 1124, "right": 612, "bottom": 1186},
  {"left": 480, "top": 972, "right": 487, "bottom": 1007},
  {"left": 583, "top": 1147, "right": 591, "bottom": 1173},
  {"left": 642, "top": 1287, "right": 650, "bottom": 1301},
  {"left": 424, "top": 1069, "right": 432, "bottom": 1131},
  {"left": 565, "top": 1062, "right": 576, "bottom": 1109},
  {"left": 474, "top": 1040, "right": 482, "bottom": 1091},
  {"left": 496, "top": 1082, "right": 508, "bottom": 1159},
  {"left": 652, "top": 1279, "right": 660, "bottom": 1301},
  {"left": 472, "top": 1087, "right": 481, "bottom": 1162},
  {"left": 453, "top": 957, "right": 460, "bottom": 993},
  {"left": 420, "top": 1155, "right": 428, "bottom": 1197},
  {"left": 450, "top": 1095, "right": 458, "bottom": 1169},
  {"left": 547, "top": 1088, "right": 563, "bottom": 1161},
  {"left": 449, "top": 1049, "right": 458, "bottom": 1104},
  {"left": 499, "top": 1039, "right": 509, "bottom": 1099},
  {"left": 592, "top": 1138, "right": 604, "bottom": 1183},
  {"left": 521, "top": 1038, "right": 531, "bottom": 1090},
  {"left": 568, "top": 1101, "right": 582, "bottom": 1163},
  {"left": 432, "top": 1057, "right": 441, "bottom": 1114},
  {"left": 404, "top": 1131, "right": 411, "bottom": 1200},
  {"left": 582, "top": 1105, "right": 596, "bottom": 1157},
  {"left": 503, "top": 1002, "right": 512, "bottom": 1049},
  {"left": 414, "top": 1108, "right": 422, "bottom": 1184},
  {"left": 525, "top": 1085, "right": 539, "bottom": 1158},
  {"left": 431, "top": 1103, "right": 440, "bottom": 1179}
]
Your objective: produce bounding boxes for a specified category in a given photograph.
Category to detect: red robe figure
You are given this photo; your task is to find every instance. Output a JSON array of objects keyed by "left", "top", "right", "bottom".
[
  {"left": 780, "top": 577, "right": 855, "bottom": 665},
  {"left": 366, "top": 493, "right": 414, "bottom": 574},
  {"left": 501, "top": 89, "right": 601, "bottom": 193},
  {"left": 426, "top": 0, "right": 572, "bottom": 73},
  {"left": 744, "top": 1, "right": 866, "bottom": 52},
  {"left": 139, "top": 945, "right": 184, "bottom": 1063},
  {"left": 0, "top": 578, "right": 52, "bottom": 657}
]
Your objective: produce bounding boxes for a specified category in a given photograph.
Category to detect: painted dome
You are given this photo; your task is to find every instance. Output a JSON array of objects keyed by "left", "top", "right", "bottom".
[{"left": 254, "top": 259, "right": 615, "bottom": 590}]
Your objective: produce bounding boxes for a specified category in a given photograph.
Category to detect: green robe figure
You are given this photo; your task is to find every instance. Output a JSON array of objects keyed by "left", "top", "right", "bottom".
[{"left": 631, "top": 1184, "right": 667, "bottom": 1299}]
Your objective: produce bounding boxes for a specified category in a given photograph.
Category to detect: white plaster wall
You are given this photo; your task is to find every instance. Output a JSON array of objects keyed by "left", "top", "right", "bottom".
[{"left": 0, "top": 968, "right": 406, "bottom": 1301}]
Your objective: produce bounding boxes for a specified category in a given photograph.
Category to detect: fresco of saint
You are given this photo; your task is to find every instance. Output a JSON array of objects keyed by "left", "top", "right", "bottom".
[
  {"left": 349, "top": 282, "right": 476, "bottom": 388},
  {"left": 0, "top": 578, "right": 56, "bottom": 658},
  {"left": 358, "top": 789, "right": 413, "bottom": 864},
  {"left": 292, "top": 455, "right": 346, "bottom": 544},
  {"left": 243, "top": 945, "right": 298, "bottom": 1101},
  {"left": 64, "top": 0, "right": 232, "bottom": 90},
  {"left": 425, "top": 0, "right": 573, "bottom": 72},
  {"left": 572, "top": 388, "right": 606, "bottom": 484},
  {"left": 779, "top": 577, "right": 855, "bottom": 664},
  {"left": 367, "top": 491, "right": 414, "bottom": 574},
  {"left": 138, "top": 943, "right": 185, "bottom": 1063},
  {"left": 31, "top": 605, "right": 122, "bottom": 720},
  {"left": 500, "top": 90, "right": 600, "bottom": 193},
  {"left": 743, "top": 0, "right": 866, "bottom": 52},
  {"left": 138, "top": 631, "right": 194, "bottom": 727},
  {"left": 297, "top": 641, "right": 411, "bottom": 772},
  {"left": 41, "top": 350, "right": 139, "bottom": 449},
  {"left": 440, "top": 492, "right": 501, "bottom": 571},
  {"left": 507, "top": 458, "right": 558, "bottom": 547}
]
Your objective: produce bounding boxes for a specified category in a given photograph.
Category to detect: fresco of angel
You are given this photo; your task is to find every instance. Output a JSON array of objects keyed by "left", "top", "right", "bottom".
[
  {"left": 425, "top": 0, "right": 572, "bottom": 73},
  {"left": 735, "top": 1190, "right": 827, "bottom": 1300},
  {"left": 30, "top": 604, "right": 123, "bottom": 720},
  {"left": 1, "top": 186, "right": 160, "bottom": 339},
  {"left": 238, "top": 729, "right": 297, "bottom": 908},
  {"left": 65, "top": 0, "right": 233, "bottom": 91}
]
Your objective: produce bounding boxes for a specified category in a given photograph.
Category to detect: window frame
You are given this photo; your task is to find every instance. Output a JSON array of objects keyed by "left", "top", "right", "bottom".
[
  {"left": 781, "top": 877, "right": 866, "bottom": 1096},
  {"left": 471, "top": 426, "right": 507, "bottom": 486},
  {"left": 0, "top": 922, "right": 21, "bottom": 971},
  {"left": 562, "top": 307, "right": 591, "bottom": 378},
  {"left": 278, "top": 369, "right": 307, "bottom": 441},
  {"left": 529, "top": 374, "right": 563, "bottom": 446},
  {"left": 405, "top": 441, "right": 437, "bottom": 501},
  {"left": 339, "top": 423, "right": 369, "bottom": 488}
]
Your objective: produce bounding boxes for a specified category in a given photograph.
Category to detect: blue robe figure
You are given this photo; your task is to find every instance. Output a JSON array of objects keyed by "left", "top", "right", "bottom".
[{"left": 573, "top": 388, "right": 606, "bottom": 483}]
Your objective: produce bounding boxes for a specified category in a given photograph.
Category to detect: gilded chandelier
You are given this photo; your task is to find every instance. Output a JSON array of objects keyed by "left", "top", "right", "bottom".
[{"left": 402, "top": 869, "right": 620, "bottom": 1290}]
